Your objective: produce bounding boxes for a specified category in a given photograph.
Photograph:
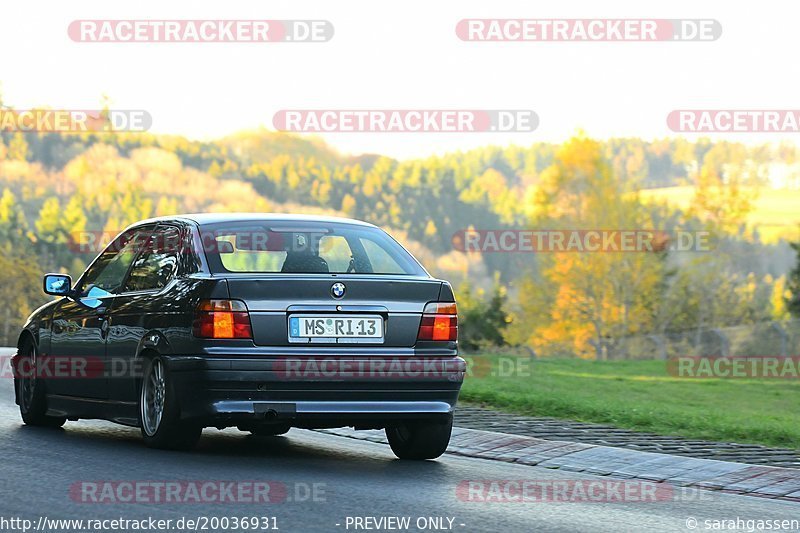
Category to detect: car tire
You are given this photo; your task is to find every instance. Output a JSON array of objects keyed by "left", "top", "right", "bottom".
[
  {"left": 16, "top": 339, "right": 67, "bottom": 428},
  {"left": 240, "top": 424, "right": 291, "bottom": 437},
  {"left": 385, "top": 414, "right": 453, "bottom": 460},
  {"left": 139, "top": 356, "right": 201, "bottom": 451}
]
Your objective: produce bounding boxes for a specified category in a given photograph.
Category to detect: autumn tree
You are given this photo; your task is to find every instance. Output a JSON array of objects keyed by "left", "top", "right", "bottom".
[
  {"left": 7, "top": 133, "right": 29, "bottom": 161},
  {"left": 457, "top": 280, "right": 509, "bottom": 351},
  {"left": 510, "top": 134, "right": 667, "bottom": 358},
  {"left": 786, "top": 239, "right": 800, "bottom": 318},
  {"left": 0, "top": 188, "right": 29, "bottom": 245},
  {"left": 0, "top": 189, "right": 43, "bottom": 344},
  {"left": 689, "top": 142, "right": 759, "bottom": 234}
]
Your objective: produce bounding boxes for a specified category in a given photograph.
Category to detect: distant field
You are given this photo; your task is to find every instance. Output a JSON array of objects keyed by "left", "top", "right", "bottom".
[
  {"left": 460, "top": 355, "right": 800, "bottom": 449},
  {"left": 640, "top": 186, "right": 800, "bottom": 243}
]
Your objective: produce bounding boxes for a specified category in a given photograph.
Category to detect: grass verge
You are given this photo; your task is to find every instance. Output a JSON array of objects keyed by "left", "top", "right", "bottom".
[{"left": 459, "top": 355, "right": 800, "bottom": 449}]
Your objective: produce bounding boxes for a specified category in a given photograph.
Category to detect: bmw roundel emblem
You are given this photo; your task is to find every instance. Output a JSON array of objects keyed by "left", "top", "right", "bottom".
[{"left": 331, "top": 282, "right": 346, "bottom": 299}]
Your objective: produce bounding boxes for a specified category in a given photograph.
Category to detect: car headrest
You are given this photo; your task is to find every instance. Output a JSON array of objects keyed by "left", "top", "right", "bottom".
[{"left": 281, "top": 253, "right": 329, "bottom": 273}]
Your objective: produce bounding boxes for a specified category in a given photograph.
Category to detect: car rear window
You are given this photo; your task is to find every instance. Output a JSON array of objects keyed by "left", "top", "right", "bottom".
[{"left": 198, "top": 221, "right": 427, "bottom": 276}]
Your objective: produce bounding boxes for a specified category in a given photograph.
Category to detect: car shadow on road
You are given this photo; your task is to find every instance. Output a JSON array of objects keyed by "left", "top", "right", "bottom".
[
  {"left": 14, "top": 422, "right": 448, "bottom": 476},
  {"left": 194, "top": 429, "right": 450, "bottom": 474}
]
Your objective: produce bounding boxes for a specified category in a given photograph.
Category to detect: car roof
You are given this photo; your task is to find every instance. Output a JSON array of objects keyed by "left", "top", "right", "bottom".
[{"left": 130, "top": 213, "right": 378, "bottom": 229}]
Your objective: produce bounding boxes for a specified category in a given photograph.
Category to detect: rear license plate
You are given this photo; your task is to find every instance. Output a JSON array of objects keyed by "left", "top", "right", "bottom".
[{"left": 288, "top": 314, "right": 384, "bottom": 343}]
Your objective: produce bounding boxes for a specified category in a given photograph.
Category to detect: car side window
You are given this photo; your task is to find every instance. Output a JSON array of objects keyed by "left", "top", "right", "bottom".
[
  {"left": 76, "top": 229, "right": 151, "bottom": 296},
  {"left": 123, "top": 225, "right": 181, "bottom": 293},
  {"left": 359, "top": 238, "right": 406, "bottom": 274}
]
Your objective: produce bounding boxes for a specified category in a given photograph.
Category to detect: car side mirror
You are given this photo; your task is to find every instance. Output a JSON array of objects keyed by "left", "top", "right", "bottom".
[{"left": 43, "top": 273, "right": 73, "bottom": 296}]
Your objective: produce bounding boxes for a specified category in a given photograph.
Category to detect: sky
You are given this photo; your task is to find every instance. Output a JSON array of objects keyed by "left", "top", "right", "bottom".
[{"left": 1, "top": 0, "right": 797, "bottom": 159}]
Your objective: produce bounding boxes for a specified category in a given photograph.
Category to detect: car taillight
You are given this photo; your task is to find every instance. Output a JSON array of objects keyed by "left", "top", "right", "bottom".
[
  {"left": 193, "top": 299, "right": 252, "bottom": 339},
  {"left": 417, "top": 302, "right": 458, "bottom": 341}
]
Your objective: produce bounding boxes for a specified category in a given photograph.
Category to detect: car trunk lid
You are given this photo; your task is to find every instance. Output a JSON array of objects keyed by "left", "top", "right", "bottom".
[{"left": 226, "top": 275, "right": 443, "bottom": 347}]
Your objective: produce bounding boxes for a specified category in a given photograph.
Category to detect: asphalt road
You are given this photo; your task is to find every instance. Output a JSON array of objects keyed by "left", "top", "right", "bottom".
[{"left": 0, "top": 365, "right": 798, "bottom": 532}]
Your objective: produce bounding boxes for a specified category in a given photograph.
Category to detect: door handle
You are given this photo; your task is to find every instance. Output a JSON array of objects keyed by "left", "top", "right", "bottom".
[{"left": 100, "top": 320, "right": 110, "bottom": 339}]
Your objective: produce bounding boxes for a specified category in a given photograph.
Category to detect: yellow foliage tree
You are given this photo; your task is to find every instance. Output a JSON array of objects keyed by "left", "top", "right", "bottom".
[{"left": 510, "top": 134, "right": 666, "bottom": 358}]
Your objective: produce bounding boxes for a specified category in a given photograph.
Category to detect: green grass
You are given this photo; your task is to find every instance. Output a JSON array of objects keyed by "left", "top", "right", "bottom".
[
  {"left": 460, "top": 356, "right": 800, "bottom": 449},
  {"left": 640, "top": 186, "right": 800, "bottom": 243}
]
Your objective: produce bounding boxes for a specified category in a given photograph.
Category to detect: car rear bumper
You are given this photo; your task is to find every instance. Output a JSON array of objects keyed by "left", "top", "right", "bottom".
[{"left": 164, "top": 355, "right": 465, "bottom": 428}]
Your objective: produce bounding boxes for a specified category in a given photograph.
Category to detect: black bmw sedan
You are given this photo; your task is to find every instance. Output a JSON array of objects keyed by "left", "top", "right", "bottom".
[{"left": 12, "top": 214, "right": 464, "bottom": 459}]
